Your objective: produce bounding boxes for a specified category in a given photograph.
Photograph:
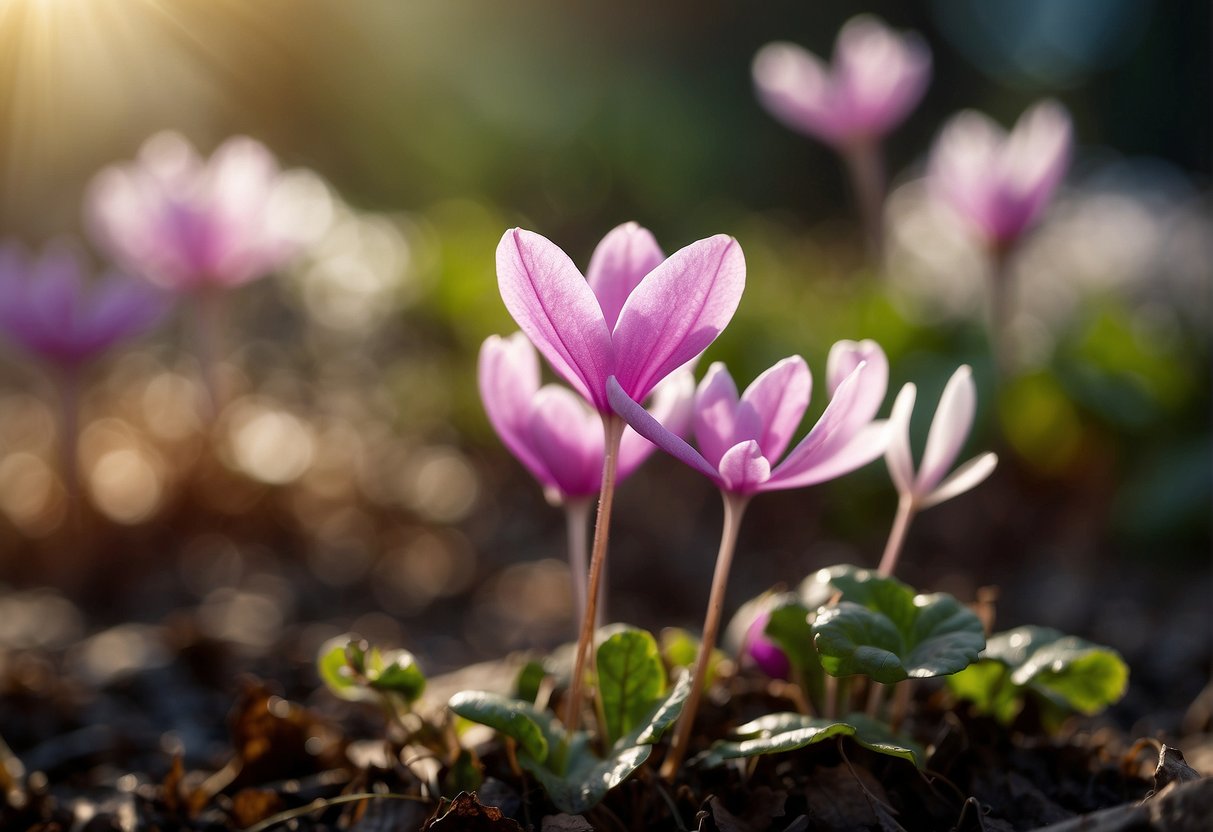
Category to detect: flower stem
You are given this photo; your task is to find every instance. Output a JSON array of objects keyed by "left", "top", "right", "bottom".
[
  {"left": 842, "top": 139, "right": 886, "bottom": 260},
  {"left": 660, "top": 490, "right": 750, "bottom": 780},
  {"left": 877, "top": 494, "right": 916, "bottom": 577},
  {"left": 53, "top": 367, "right": 81, "bottom": 510},
  {"left": 563, "top": 414, "right": 624, "bottom": 736},
  {"left": 564, "top": 498, "right": 595, "bottom": 635},
  {"left": 192, "top": 288, "right": 225, "bottom": 419},
  {"left": 988, "top": 244, "right": 1015, "bottom": 383}
]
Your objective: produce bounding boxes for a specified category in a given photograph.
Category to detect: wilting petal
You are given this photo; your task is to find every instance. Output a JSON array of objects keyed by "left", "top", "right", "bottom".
[
  {"left": 885, "top": 383, "right": 917, "bottom": 496},
  {"left": 740, "top": 355, "right": 810, "bottom": 463},
  {"left": 921, "top": 451, "right": 997, "bottom": 509},
  {"left": 528, "top": 386, "right": 604, "bottom": 498},
  {"left": 612, "top": 235, "right": 745, "bottom": 403},
  {"left": 693, "top": 363, "right": 742, "bottom": 469},
  {"left": 478, "top": 334, "right": 550, "bottom": 484},
  {"left": 916, "top": 365, "right": 976, "bottom": 495},
  {"left": 497, "top": 228, "right": 615, "bottom": 409},
  {"left": 608, "top": 376, "right": 719, "bottom": 481},
  {"left": 586, "top": 222, "right": 664, "bottom": 331},
  {"left": 617, "top": 367, "right": 695, "bottom": 481},
  {"left": 717, "top": 440, "right": 771, "bottom": 494}
]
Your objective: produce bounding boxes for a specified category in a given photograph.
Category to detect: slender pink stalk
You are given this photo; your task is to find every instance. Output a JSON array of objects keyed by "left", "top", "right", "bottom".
[
  {"left": 53, "top": 367, "right": 81, "bottom": 515},
  {"left": 563, "top": 414, "right": 624, "bottom": 735},
  {"left": 563, "top": 497, "right": 595, "bottom": 632},
  {"left": 193, "top": 288, "right": 224, "bottom": 419},
  {"left": 988, "top": 245, "right": 1014, "bottom": 382},
  {"left": 661, "top": 491, "right": 750, "bottom": 779},
  {"left": 877, "top": 493, "right": 916, "bottom": 577},
  {"left": 842, "top": 139, "right": 886, "bottom": 258}
]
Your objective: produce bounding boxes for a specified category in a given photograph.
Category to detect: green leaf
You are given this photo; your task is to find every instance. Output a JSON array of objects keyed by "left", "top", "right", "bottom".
[
  {"left": 696, "top": 711, "right": 920, "bottom": 768},
  {"left": 514, "top": 660, "right": 548, "bottom": 705},
  {"left": 596, "top": 627, "right": 666, "bottom": 746},
  {"left": 761, "top": 597, "right": 825, "bottom": 704},
  {"left": 812, "top": 593, "right": 985, "bottom": 683},
  {"left": 660, "top": 627, "right": 724, "bottom": 690},
  {"left": 948, "top": 626, "right": 1129, "bottom": 724},
  {"left": 523, "top": 670, "right": 692, "bottom": 814},
  {"left": 317, "top": 634, "right": 374, "bottom": 702},
  {"left": 367, "top": 648, "right": 426, "bottom": 704},
  {"left": 447, "top": 691, "right": 549, "bottom": 762}
]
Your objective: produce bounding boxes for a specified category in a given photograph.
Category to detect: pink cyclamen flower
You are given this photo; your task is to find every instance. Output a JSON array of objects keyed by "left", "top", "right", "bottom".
[
  {"left": 753, "top": 15, "right": 931, "bottom": 149},
  {"left": 86, "top": 132, "right": 299, "bottom": 292},
  {"left": 497, "top": 222, "right": 746, "bottom": 414},
  {"left": 608, "top": 339, "right": 890, "bottom": 495},
  {"left": 928, "top": 100, "right": 1072, "bottom": 249},
  {"left": 886, "top": 365, "right": 997, "bottom": 509},
  {"left": 0, "top": 242, "right": 169, "bottom": 369},
  {"left": 479, "top": 332, "right": 694, "bottom": 501},
  {"left": 742, "top": 610, "right": 791, "bottom": 680}
]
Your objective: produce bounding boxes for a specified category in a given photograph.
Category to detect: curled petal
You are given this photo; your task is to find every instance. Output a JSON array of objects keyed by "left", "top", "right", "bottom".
[
  {"left": 693, "top": 362, "right": 741, "bottom": 469},
  {"left": 608, "top": 376, "right": 719, "bottom": 482},
  {"left": 916, "top": 365, "right": 976, "bottom": 495},
  {"left": 762, "top": 420, "right": 887, "bottom": 491},
  {"left": 528, "top": 386, "right": 604, "bottom": 498},
  {"left": 617, "top": 367, "right": 696, "bottom": 481},
  {"left": 612, "top": 235, "right": 745, "bottom": 403},
  {"left": 718, "top": 441, "right": 772, "bottom": 494},
  {"left": 478, "top": 334, "right": 549, "bottom": 483},
  {"left": 586, "top": 222, "right": 664, "bottom": 331},
  {"left": 921, "top": 451, "right": 997, "bottom": 509},
  {"left": 740, "top": 355, "right": 811, "bottom": 464},
  {"left": 496, "top": 228, "right": 615, "bottom": 409},
  {"left": 885, "top": 383, "right": 917, "bottom": 497}
]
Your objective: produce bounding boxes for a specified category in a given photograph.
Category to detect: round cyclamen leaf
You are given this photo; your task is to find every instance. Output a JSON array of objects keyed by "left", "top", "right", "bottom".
[
  {"left": 813, "top": 593, "right": 985, "bottom": 683},
  {"left": 950, "top": 626, "right": 1128, "bottom": 721},
  {"left": 448, "top": 691, "right": 549, "bottom": 763},
  {"left": 761, "top": 597, "right": 825, "bottom": 692},
  {"left": 595, "top": 627, "right": 667, "bottom": 747}
]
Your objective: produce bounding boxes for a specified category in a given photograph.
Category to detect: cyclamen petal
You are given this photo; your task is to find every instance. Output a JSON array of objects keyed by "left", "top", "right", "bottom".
[
  {"left": 528, "top": 386, "right": 604, "bottom": 498},
  {"left": 884, "top": 383, "right": 917, "bottom": 495},
  {"left": 496, "top": 229, "right": 616, "bottom": 409},
  {"left": 753, "top": 15, "right": 931, "bottom": 148},
  {"left": 826, "top": 339, "right": 888, "bottom": 425},
  {"left": 617, "top": 367, "right": 696, "bottom": 480},
  {"left": 607, "top": 376, "right": 719, "bottom": 481},
  {"left": 929, "top": 100, "right": 1071, "bottom": 246},
  {"left": 718, "top": 441, "right": 771, "bottom": 493},
  {"left": 883, "top": 365, "right": 996, "bottom": 509},
  {"left": 916, "top": 365, "right": 976, "bottom": 495},
  {"left": 921, "top": 451, "right": 998, "bottom": 509},
  {"left": 693, "top": 363, "right": 743, "bottom": 469},
  {"left": 763, "top": 421, "right": 887, "bottom": 492},
  {"left": 477, "top": 334, "right": 549, "bottom": 483},
  {"left": 612, "top": 234, "right": 745, "bottom": 403},
  {"left": 586, "top": 222, "right": 664, "bottom": 331},
  {"left": 768, "top": 360, "right": 874, "bottom": 483},
  {"left": 740, "top": 355, "right": 811, "bottom": 464}
]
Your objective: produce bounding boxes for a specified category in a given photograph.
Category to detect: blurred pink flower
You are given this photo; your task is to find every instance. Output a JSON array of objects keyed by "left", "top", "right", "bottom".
[
  {"left": 886, "top": 365, "right": 997, "bottom": 509},
  {"left": 608, "top": 340, "right": 890, "bottom": 495},
  {"left": 753, "top": 15, "right": 931, "bottom": 148},
  {"left": 928, "top": 101, "right": 1072, "bottom": 249},
  {"left": 86, "top": 132, "right": 299, "bottom": 292},
  {"left": 497, "top": 222, "right": 745, "bottom": 413},
  {"left": 0, "top": 242, "right": 169, "bottom": 369},
  {"left": 742, "top": 609, "right": 791, "bottom": 680},
  {"left": 478, "top": 332, "right": 695, "bottom": 501}
]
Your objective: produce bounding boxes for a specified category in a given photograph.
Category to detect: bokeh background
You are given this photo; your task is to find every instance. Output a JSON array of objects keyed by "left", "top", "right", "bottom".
[{"left": 0, "top": 0, "right": 1208, "bottom": 739}]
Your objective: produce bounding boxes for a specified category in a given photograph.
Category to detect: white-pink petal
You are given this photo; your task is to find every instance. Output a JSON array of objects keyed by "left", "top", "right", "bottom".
[
  {"left": 921, "top": 451, "right": 998, "bottom": 509},
  {"left": 916, "top": 365, "right": 976, "bottom": 494}
]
